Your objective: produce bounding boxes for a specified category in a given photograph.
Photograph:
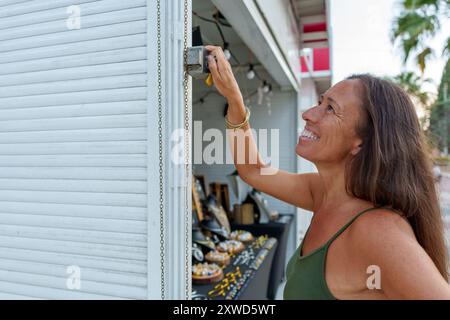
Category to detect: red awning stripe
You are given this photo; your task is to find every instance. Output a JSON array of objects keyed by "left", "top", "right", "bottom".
[{"left": 303, "top": 22, "right": 327, "bottom": 33}]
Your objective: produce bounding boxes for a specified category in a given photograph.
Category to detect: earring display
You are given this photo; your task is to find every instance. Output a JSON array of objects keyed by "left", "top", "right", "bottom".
[
  {"left": 230, "top": 230, "right": 254, "bottom": 243},
  {"left": 192, "top": 262, "right": 224, "bottom": 284},
  {"left": 191, "top": 173, "right": 278, "bottom": 299},
  {"left": 251, "top": 235, "right": 269, "bottom": 249},
  {"left": 193, "top": 226, "right": 216, "bottom": 250},
  {"left": 217, "top": 240, "right": 245, "bottom": 254},
  {"left": 207, "top": 266, "right": 241, "bottom": 298},
  {"left": 205, "top": 194, "right": 231, "bottom": 234},
  {"left": 192, "top": 243, "right": 205, "bottom": 263},
  {"left": 205, "top": 250, "right": 231, "bottom": 267},
  {"left": 201, "top": 215, "right": 230, "bottom": 240},
  {"left": 192, "top": 232, "right": 278, "bottom": 300},
  {"left": 249, "top": 248, "right": 269, "bottom": 270},
  {"left": 232, "top": 247, "right": 255, "bottom": 267},
  {"left": 262, "top": 237, "right": 277, "bottom": 250},
  {"left": 224, "top": 269, "right": 254, "bottom": 300}
]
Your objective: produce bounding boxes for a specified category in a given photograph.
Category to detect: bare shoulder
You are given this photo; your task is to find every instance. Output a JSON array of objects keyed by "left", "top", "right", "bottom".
[
  {"left": 347, "top": 207, "right": 450, "bottom": 299},
  {"left": 346, "top": 207, "right": 419, "bottom": 270},
  {"left": 348, "top": 207, "right": 416, "bottom": 244}
]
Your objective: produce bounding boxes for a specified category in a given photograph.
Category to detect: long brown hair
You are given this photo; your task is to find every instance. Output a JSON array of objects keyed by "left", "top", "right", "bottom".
[{"left": 346, "top": 74, "right": 448, "bottom": 280}]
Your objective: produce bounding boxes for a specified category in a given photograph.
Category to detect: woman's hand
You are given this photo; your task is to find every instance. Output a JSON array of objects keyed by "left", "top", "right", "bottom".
[{"left": 205, "top": 45, "right": 243, "bottom": 104}]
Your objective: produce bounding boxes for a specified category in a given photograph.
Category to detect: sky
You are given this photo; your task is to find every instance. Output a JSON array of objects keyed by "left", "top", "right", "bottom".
[{"left": 329, "top": 0, "right": 449, "bottom": 95}]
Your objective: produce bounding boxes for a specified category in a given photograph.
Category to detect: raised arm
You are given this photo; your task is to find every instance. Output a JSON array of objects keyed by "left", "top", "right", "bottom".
[{"left": 205, "top": 45, "right": 320, "bottom": 211}]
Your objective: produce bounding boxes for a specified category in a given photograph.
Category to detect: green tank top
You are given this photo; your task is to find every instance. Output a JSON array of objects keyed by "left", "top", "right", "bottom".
[{"left": 283, "top": 207, "right": 382, "bottom": 300}]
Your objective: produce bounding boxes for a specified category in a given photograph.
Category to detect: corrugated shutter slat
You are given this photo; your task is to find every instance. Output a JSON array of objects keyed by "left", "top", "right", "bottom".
[{"left": 0, "top": 0, "right": 149, "bottom": 299}]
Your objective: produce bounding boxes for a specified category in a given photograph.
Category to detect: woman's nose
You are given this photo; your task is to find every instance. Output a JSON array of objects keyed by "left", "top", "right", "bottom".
[{"left": 302, "top": 106, "right": 320, "bottom": 123}]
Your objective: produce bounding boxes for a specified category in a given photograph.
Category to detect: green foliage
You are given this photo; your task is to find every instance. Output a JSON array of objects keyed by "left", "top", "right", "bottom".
[
  {"left": 388, "top": 71, "right": 431, "bottom": 105},
  {"left": 403, "top": 0, "right": 441, "bottom": 10},
  {"left": 391, "top": 0, "right": 449, "bottom": 72},
  {"left": 392, "top": 0, "right": 450, "bottom": 152},
  {"left": 427, "top": 58, "right": 450, "bottom": 152},
  {"left": 417, "top": 47, "right": 433, "bottom": 73},
  {"left": 444, "top": 36, "right": 450, "bottom": 56}
]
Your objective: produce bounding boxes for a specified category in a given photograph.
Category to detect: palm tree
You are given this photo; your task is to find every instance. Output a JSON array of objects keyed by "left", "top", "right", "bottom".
[
  {"left": 429, "top": 59, "right": 450, "bottom": 153},
  {"left": 391, "top": 0, "right": 450, "bottom": 74},
  {"left": 392, "top": 0, "right": 450, "bottom": 154},
  {"left": 387, "top": 72, "right": 433, "bottom": 132},
  {"left": 389, "top": 71, "right": 432, "bottom": 105}
]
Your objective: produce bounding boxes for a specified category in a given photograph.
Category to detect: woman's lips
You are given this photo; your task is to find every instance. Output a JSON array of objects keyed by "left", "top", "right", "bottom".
[
  {"left": 299, "top": 127, "right": 320, "bottom": 141},
  {"left": 299, "top": 136, "right": 318, "bottom": 143}
]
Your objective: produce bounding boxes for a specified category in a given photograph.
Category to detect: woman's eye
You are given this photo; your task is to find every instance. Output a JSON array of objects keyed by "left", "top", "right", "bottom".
[{"left": 326, "top": 105, "right": 334, "bottom": 113}]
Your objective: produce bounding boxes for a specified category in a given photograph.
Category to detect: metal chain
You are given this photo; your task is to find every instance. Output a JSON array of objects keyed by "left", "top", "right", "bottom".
[
  {"left": 156, "top": 0, "right": 190, "bottom": 300},
  {"left": 156, "top": 0, "right": 165, "bottom": 300},
  {"left": 183, "top": 0, "right": 191, "bottom": 300}
]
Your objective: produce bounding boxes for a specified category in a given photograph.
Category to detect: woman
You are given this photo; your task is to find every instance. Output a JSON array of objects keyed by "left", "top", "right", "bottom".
[{"left": 206, "top": 45, "right": 450, "bottom": 299}]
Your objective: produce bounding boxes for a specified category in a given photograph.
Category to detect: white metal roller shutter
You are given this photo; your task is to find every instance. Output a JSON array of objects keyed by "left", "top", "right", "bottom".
[{"left": 0, "top": 0, "right": 150, "bottom": 299}]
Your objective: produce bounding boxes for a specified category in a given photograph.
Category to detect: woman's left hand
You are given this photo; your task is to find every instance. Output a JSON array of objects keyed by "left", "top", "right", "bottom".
[{"left": 205, "top": 45, "right": 243, "bottom": 104}]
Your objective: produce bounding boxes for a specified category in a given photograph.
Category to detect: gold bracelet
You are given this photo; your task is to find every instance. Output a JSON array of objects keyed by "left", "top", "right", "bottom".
[
  {"left": 225, "top": 107, "right": 251, "bottom": 131},
  {"left": 225, "top": 107, "right": 250, "bottom": 127}
]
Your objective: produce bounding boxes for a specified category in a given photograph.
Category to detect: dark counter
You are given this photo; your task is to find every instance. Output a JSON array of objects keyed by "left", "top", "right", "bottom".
[
  {"left": 192, "top": 237, "right": 278, "bottom": 300},
  {"left": 231, "top": 214, "right": 294, "bottom": 299}
]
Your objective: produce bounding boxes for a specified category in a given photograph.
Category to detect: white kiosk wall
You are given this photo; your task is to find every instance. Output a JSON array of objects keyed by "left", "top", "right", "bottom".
[{"left": 0, "top": 0, "right": 191, "bottom": 300}]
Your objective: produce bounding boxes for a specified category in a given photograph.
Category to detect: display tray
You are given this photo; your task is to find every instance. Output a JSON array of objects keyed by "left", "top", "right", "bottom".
[
  {"left": 230, "top": 214, "right": 294, "bottom": 299},
  {"left": 192, "top": 236, "right": 278, "bottom": 300}
]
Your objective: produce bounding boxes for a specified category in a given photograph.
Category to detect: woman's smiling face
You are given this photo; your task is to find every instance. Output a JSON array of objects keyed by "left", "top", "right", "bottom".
[{"left": 296, "top": 79, "right": 365, "bottom": 165}]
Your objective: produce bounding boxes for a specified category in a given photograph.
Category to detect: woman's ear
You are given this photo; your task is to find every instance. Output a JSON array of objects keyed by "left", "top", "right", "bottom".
[
  {"left": 350, "top": 139, "right": 363, "bottom": 156},
  {"left": 350, "top": 146, "right": 362, "bottom": 156}
]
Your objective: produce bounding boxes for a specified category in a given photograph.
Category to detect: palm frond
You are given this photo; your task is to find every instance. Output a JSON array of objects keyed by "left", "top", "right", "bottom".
[
  {"left": 403, "top": 0, "right": 440, "bottom": 10},
  {"left": 392, "top": 11, "right": 439, "bottom": 61},
  {"left": 444, "top": 36, "right": 450, "bottom": 56},
  {"left": 416, "top": 47, "right": 434, "bottom": 73},
  {"left": 391, "top": 71, "right": 431, "bottom": 105}
]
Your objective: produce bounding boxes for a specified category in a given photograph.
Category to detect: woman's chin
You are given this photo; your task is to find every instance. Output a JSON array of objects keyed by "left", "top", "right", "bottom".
[
  {"left": 296, "top": 143, "right": 310, "bottom": 160},
  {"left": 296, "top": 137, "right": 322, "bottom": 161}
]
